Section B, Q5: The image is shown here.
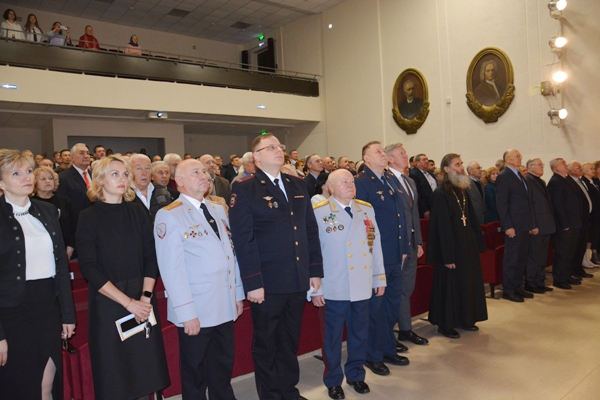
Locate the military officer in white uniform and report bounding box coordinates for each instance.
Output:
[311,169,386,400]
[154,159,244,400]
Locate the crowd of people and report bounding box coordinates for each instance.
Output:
[1,8,143,54]
[1,136,598,400]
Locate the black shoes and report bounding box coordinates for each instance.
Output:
[524,285,545,294]
[502,292,524,302]
[542,286,554,292]
[456,325,478,331]
[577,272,594,278]
[566,278,582,285]
[437,327,460,339]
[553,282,572,290]
[382,354,410,366]
[346,380,370,394]
[395,340,408,353]
[328,386,345,399]
[398,330,429,345]
[515,288,534,298]
[364,361,390,376]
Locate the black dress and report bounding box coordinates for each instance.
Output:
[427,186,488,329]
[76,201,170,400]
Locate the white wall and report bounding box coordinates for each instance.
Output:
[4,3,241,63]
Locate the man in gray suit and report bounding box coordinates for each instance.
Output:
[525,158,556,293]
[466,161,486,225]
[385,143,428,348]
[311,169,386,399]
[154,159,244,399]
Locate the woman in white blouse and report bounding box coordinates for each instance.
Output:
[23,13,44,43]
[0,9,25,40]
[0,149,75,399]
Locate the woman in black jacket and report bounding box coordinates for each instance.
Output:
[0,149,76,399]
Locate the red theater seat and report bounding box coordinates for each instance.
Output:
[480,223,504,298]
[410,264,434,317]
[159,324,182,398]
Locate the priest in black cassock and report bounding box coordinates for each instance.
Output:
[427,153,488,339]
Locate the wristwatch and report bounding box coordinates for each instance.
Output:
[142,290,153,299]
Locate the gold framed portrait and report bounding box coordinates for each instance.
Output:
[466,47,515,123]
[392,68,430,134]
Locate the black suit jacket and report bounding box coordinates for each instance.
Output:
[569,176,591,225]
[229,168,323,294]
[214,175,231,201]
[0,197,76,340]
[409,168,435,218]
[304,172,321,198]
[495,167,536,232]
[582,176,600,224]
[547,173,582,230]
[526,174,556,235]
[56,166,92,216]
[222,164,238,183]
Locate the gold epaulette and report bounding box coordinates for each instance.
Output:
[312,199,329,210]
[354,199,372,208]
[162,201,182,211]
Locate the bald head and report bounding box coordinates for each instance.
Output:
[503,149,522,168]
[568,160,583,178]
[327,169,356,204]
[174,159,209,200]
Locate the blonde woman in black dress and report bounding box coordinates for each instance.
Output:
[76,155,169,399]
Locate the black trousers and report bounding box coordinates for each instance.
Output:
[552,228,579,284]
[250,292,306,400]
[177,320,235,400]
[526,233,551,288]
[502,231,530,294]
[572,223,589,276]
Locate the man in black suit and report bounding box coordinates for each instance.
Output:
[495,149,538,302]
[229,133,323,400]
[222,155,241,182]
[131,154,173,222]
[409,154,437,218]
[548,158,583,289]
[567,161,594,279]
[466,161,486,225]
[525,158,556,293]
[304,154,324,197]
[398,79,424,120]
[200,154,231,201]
[57,143,92,217]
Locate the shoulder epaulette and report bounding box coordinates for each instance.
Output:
[354,199,372,208]
[312,199,329,210]
[163,201,182,211]
[237,175,255,183]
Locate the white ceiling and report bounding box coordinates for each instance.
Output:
[5,0,344,44]
[0,101,314,135]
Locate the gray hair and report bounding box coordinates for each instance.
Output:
[241,151,253,164]
[129,153,150,165]
[151,160,168,174]
[163,153,182,164]
[414,153,427,162]
[403,80,415,92]
[549,158,563,172]
[384,142,404,156]
[479,59,498,82]
[526,158,540,169]
[567,160,578,170]
[70,143,88,154]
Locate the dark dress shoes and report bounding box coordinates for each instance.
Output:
[524,285,545,294]
[398,330,429,345]
[456,325,479,331]
[566,278,582,285]
[297,397,308,400]
[502,292,524,302]
[396,340,409,353]
[553,282,572,290]
[515,288,534,298]
[578,272,594,278]
[437,327,460,339]
[542,286,554,292]
[383,354,410,366]
[346,380,370,394]
[364,361,390,376]
[327,386,345,399]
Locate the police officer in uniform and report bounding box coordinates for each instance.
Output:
[154,159,244,399]
[229,133,323,400]
[311,169,386,399]
[355,141,409,376]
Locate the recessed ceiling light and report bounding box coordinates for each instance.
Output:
[257,105,266,109]
[328,24,332,28]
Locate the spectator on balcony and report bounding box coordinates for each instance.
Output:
[1,9,25,40]
[78,25,100,50]
[125,34,142,55]
[23,14,43,43]
[47,22,71,46]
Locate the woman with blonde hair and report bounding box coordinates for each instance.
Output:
[76,155,169,399]
[0,149,75,399]
[32,166,77,260]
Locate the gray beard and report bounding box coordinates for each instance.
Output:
[448,171,472,190]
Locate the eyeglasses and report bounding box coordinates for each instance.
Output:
[255,144,286,153]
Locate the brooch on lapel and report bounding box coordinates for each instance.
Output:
[263,196,277,209]
[323,213,343,233]
[184,224,203,239]
[376,190,384,201]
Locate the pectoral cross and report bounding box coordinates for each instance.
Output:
[461,214,467,227]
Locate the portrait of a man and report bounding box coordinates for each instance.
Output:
[392,68,430,134]
[473,59,506,106]
[398,79,424,120]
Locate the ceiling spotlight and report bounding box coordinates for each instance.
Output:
[328,24,332,29]
[550,36,567,48]
[548,0,567,11]
[548,108,568,125]
[147,111,168,119]
[552,71,567,83]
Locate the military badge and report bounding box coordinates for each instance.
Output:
[264,196,274,209]
[273,201,279,208]
[338,225,344,230]
[376,190,384,201]
[326,227,332,233]
[156,223,166,239]
[229,194,237,208]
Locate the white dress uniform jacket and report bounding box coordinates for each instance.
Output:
[312,198,386,301]
[154,195,244,328]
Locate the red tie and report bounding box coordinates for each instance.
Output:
[83,171,90,189]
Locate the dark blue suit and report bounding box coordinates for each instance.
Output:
[355,166,409,363]
[57,166,93,216]
[230,168,323,399]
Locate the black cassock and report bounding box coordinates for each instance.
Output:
[427,186,488,329]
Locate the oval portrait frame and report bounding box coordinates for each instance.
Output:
[466,47,515,123]
[392,68,430,135]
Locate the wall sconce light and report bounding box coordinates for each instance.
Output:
[552,71,567,83]
[548,108,568,126]
[549,36,567,55]
[548,0,567,18]
[541,81,557,96]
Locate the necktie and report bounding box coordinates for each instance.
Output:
[344,206,353,218]
[83,171,90,189]
[33,31,37,41]
[380,175,387,186]
[273,178,288,202]
[200,203,220,238]
[401,174,414,208]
